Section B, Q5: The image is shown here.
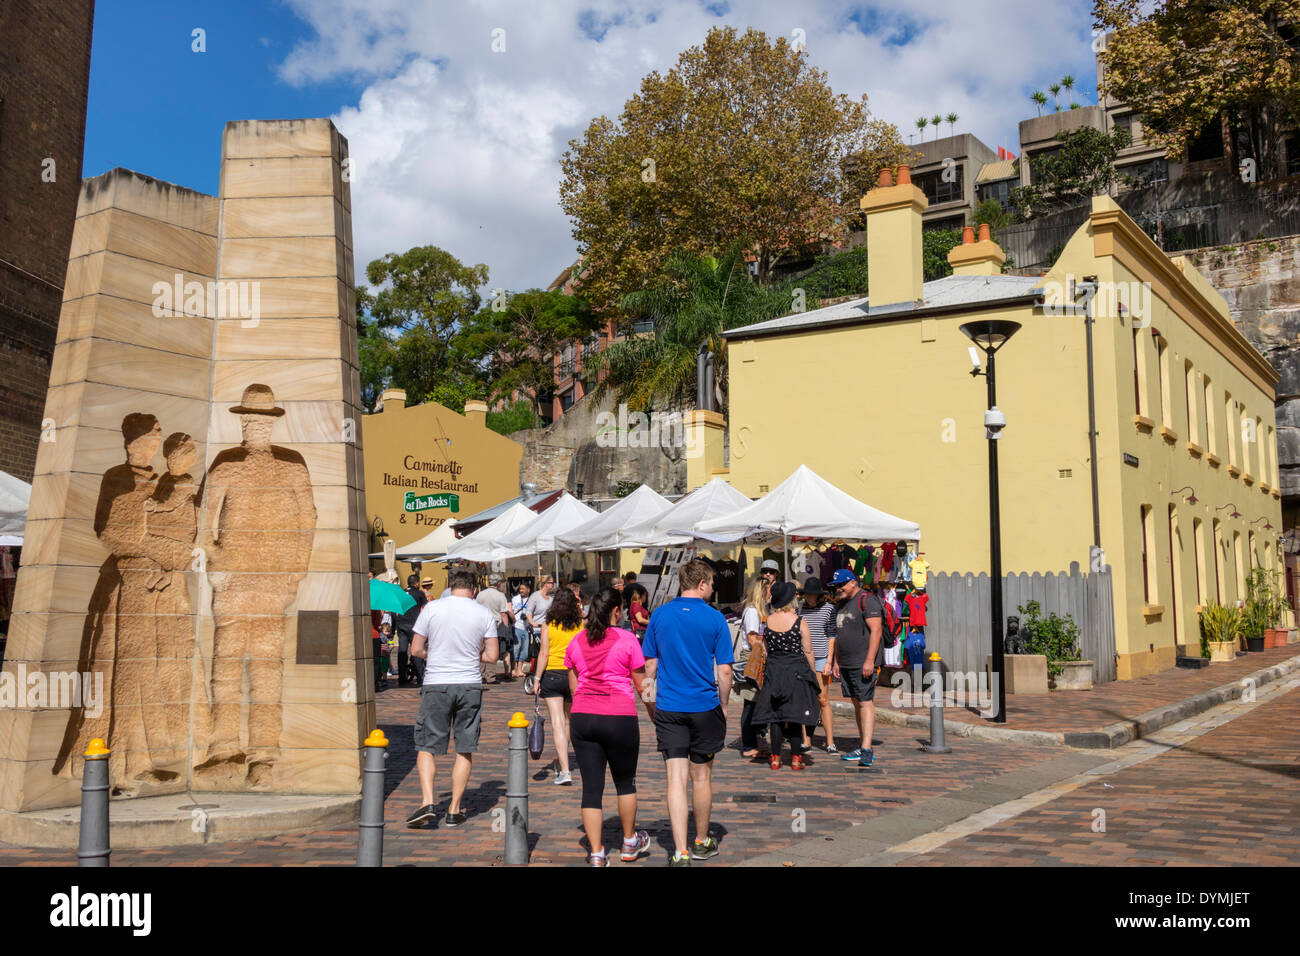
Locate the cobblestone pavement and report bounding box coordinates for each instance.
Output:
[0,675,1097,867]
[882,646,1300,732]
[892,678,1300,866]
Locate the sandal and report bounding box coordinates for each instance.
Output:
[769,754,783,770]
[791,753,806,771]
[742,749,761,759]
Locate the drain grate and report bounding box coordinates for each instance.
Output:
[730,794,778,803]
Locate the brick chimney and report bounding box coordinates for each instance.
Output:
[859,163,928,308]
[947,221,1007,276]
[379,388,407,413]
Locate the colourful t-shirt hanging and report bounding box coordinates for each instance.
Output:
[853,545,874,579]
[909,558,930,589]
[880,541,897,574]
[905,592,929,628]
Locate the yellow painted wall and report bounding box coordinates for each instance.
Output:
[725,196,1281,679]
[361,399,523,595]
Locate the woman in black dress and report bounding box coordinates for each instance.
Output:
[750,582,822,770]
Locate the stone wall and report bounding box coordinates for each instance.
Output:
[509,391,688,498]
[1189,235,1300,495]
[0,0,95,482]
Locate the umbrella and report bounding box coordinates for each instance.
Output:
[370,578,416,614]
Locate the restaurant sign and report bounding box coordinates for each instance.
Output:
[405,492,460,514]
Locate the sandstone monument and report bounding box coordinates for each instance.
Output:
[0,119,371,814]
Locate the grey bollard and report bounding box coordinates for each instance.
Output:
[921,653,952,754]
[505,711,530,864]
[357,729,388,867]
[77,738,111,867]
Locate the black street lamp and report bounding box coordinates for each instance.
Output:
[961,319,1021,724]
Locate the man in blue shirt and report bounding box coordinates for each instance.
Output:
[642,558,734,866]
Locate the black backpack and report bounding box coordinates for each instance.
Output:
[859,592,901,649]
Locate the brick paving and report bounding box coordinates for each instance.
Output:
[881,646,1300,733]
[898,681,1300,866]
[0,675,1075,867]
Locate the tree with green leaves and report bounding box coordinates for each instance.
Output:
[922,228,965,282]
[559,26,910,310]
[946,112,959,136]
[972,198,1013,234]
[915,116,928,141]
[589,244,788,411]
[1095,0,1300,181]
[1031,90,1048,116]
[931,113,943,138]
[1009,126,1132,217]
[457,288,602,422]
[362,246,491,409]
[1049,82,1062,112]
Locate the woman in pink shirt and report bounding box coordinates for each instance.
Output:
[564,587,655,867]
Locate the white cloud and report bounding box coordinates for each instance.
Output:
[281,0,1097,292]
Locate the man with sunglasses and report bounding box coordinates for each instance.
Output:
[828,568,883,769]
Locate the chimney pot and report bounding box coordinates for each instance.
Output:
[896,164,911,185]
[978,223,991,242]
[962,226,975,245]
[877,167,894,188]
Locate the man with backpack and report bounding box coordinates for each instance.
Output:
[828,568,890,769]
[397,573,429,686]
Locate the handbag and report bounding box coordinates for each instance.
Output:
[741,640,767,689]
[527,691,545,759]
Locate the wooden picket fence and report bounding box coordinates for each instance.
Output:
[924,562,1117,683]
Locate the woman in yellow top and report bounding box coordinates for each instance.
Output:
[535,585,583,785]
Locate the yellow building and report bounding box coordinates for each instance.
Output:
[722,166,1283,679]
[361,390,523,594]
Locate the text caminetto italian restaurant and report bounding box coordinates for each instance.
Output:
[361,389,522,594]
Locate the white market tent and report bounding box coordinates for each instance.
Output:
[493,492,598,558]
[368,519,461,560]
[621,476,753,548]
[693,465,920,559]
[0,471,31,546]
[435,503,541,564]
[553,484,672,551]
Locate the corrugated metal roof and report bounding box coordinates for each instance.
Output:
[725,274,1044,340]
[976,158,1017,184]
[453,489,563,534]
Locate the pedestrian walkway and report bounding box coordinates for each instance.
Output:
[865,646,1300,744]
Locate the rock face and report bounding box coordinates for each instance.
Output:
[510,391,689,499]
[1190,235,1300,497]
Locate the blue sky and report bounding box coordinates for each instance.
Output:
[84,1,1098,290]
[84,0,363,194]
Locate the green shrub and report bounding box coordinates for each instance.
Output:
[486,399,539,436]
[1016,600,1081,680]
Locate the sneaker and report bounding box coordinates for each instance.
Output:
[857,748,875,768]
[588,852,608,867]
[405,804,437,828]
[691,835,720,860]
[669,852,692,866]
[443,811,467,827]
[555,770,573,785]
[621,830,650,862]
[840,747,864,761]
[825,744,839,755]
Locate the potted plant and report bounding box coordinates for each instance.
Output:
[1200,603,1239,663]
[1242,567,1270,652]
[1017,600,1091,689]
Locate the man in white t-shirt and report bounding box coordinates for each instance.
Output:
[406,570,499,829]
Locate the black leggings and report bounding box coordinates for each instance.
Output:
[570,713,639,810]
[769,721,804,756]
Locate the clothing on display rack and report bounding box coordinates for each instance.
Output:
[909,556,930,589]
[714,556,742,604]
[904,591,928,630]
[879,541,897,577]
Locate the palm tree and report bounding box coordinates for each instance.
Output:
[1031,91,1047,116]
[931,114,943,139]
[1049,83,1062,111]
[946,112,959,137]
[1060,74,1076,103]
[916,116,928,141]
[590,245,787,412]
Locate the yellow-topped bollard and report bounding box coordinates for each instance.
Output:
[922,651,952,755]
[78,739,111,867]
[929,652,942,662]
[357,728,388,866]
[508,712,530,729]
[506,710,530,863]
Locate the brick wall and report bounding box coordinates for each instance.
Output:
[0,0,95,482]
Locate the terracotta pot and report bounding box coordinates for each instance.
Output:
[1267,628,1284,648]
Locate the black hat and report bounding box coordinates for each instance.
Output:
[800,576,824,595]
[770,581,797,608]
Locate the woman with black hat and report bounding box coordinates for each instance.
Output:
[749,581,822,770]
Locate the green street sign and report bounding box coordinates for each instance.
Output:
[404,492,460,514]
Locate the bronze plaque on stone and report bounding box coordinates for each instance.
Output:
[296,610,339,665]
